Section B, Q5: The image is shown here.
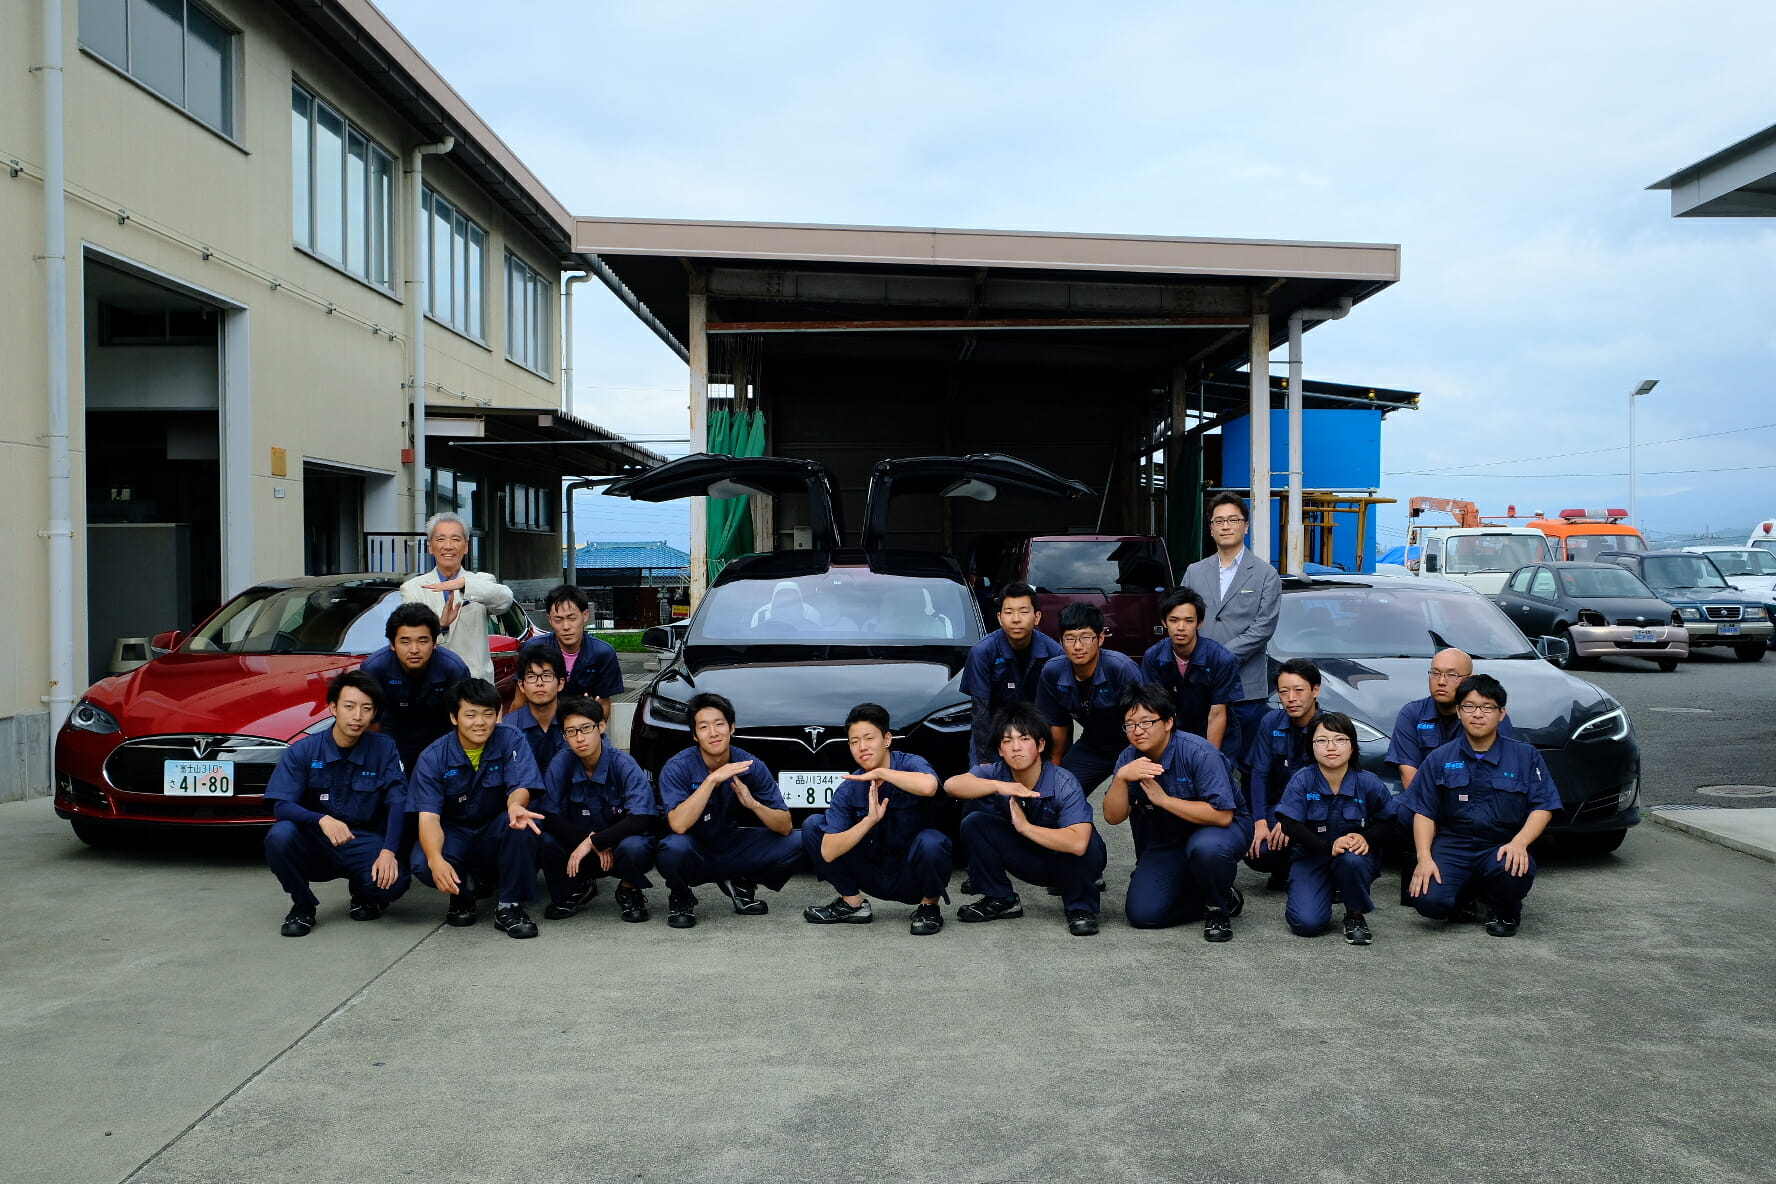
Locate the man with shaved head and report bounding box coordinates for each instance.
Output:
[1386,648,1514,791]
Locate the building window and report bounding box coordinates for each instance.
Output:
[505,483,552,532]
[422,188,486,341]
[291,83,395,291]
[81,0,239,138]
[504,253,551,375]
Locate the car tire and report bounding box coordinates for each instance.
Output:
[1655,658,1680,672]
[1735,644,1766,663]
[1567,829,1627,856]
[69,818,128,849]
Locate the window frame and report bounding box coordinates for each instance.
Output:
[503,251,554,378]
[79,0,243,143]
[291,80,397,296]
[421,186,489,345]
[503,482,554,533]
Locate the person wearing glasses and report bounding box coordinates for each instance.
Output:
[1105,683,1250,942]
[1243,658,1325,891]
[1034,602,1146,795]
[534,697,658,924]
[1402,675,1560,937]
[1271,712,1397,945]
[1385,648,1515,792]
[1180,492,1282,776]
[505,642,569,773]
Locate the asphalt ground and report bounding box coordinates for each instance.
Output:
[7,742,1776,1184]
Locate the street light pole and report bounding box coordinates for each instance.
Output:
[1629,379,1659,525]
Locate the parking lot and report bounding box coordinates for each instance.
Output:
[5,654,1774,1184]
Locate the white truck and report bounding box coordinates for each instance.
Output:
[1376,498,1554,594]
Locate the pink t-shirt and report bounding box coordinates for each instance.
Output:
[561,647,581,677]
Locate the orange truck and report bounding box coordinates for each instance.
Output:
[1526,508,1648,563]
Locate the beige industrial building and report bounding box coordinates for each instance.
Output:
[1,0,659,799]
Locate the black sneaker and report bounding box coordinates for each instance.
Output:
[717,878,768,916]
[348,898,384,922]
[909,903,943,936]
[1203,907,1233,942]
[1066,910,1100,937]
[959,875,975,895]
[956,895,1023,922]
[280,906,316,937]
[1453,898,1482,924]
[445,893,478,927]
[1343,912,1373,946]
[803,897,873,925]
[667,891,697,929]
[616,884,649,923]
[1484,908,1520,938]
[494,905,538,939]
[1226,885,1245,919]
[543,877,599,920]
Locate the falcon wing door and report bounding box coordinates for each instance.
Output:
[860,453,1093,551]
[604,454,843,552]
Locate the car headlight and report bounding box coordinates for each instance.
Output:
[1571,707,1629,743]
[1680,607,1703,621]
[921,703,972,733]
[644,695,690,728]
[68,700,120,735]
[1351,718,1388,745]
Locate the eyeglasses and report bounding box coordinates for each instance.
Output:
[1312,736,1353,748]
[1457,703,1502,716]
[1426,669,1465,682]
[563,724,600,738]
[520,672,559,684]
[1208,516,1246,527]
[1122,717,1164,734]
[1061,633,1101,646]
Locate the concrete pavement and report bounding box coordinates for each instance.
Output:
[6,792,1776,1184]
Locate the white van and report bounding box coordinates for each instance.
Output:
[1378,527,1555,595]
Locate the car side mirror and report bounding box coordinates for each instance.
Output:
[643,626,675,652]
[1535,635,1571,664]
[150,629,184,653]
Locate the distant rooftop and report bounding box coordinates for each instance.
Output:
[1649,121,1776,217]
[572,540,691,573]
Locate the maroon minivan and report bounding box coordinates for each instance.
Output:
[990,535,1173,658]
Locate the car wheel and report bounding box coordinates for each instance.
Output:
[69,818,128,849]
[1735,644,1766,663]
[1567,829,1627,856]
[1655,658,1680,672]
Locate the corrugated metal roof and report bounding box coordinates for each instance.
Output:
[573,541,691,572]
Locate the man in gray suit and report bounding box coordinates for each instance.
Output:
[1180,493,1282,776]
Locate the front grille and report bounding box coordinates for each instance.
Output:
[1614,618,1666,628]
[104,735,288,796]
[1704,605,1743,621]
[1561,793,1621,825]
[733,727,852,766]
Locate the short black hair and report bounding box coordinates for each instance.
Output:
[990,701,1051,754]
[1312,711,1359,748]
[1159,587,1206,622]
[451,678,502,714]
[1207,492,1249,521]
[544,584,590,613]
[327,670,383,711]
[1275,657,1322,690]
[557,695,606,725]
[385,602,441,642]
[845,702,892,733]
[1119,682,1176,722]
[1455,673,1507,709]
[996,581,1038,611]
[517,640,566,682]
[687,691,736,726]
[1058,602,1105,634]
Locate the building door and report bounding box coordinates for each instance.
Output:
[304,465,365,575]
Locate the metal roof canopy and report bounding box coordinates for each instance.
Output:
[424,407,667,478]
[573,216,1402,593]
[1649,121,1776,217]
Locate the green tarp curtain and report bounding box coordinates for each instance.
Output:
[705,408,766,580]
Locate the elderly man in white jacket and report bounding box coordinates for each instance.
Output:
[400,512,514,682]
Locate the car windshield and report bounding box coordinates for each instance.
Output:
[1026,539,1170,594]
[689,571,982,644]
[1701,550,1776,577]
[183,585,401,654]
[1642,555,1728,590]
[1443,534,1549,574]
[1275,585,1535,660]
[1567,533,1644,562]
[1560,567,1655,599]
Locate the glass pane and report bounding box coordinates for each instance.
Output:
[370,150,391,286]
[80,0,128,65]
[128,0,185,101]
[504,261,517,356]
[468,228,485,339]
[291,88,311,249]
[455,476,479,530]
[534,278,548,369]
[346,131,368,278]
[450,217,468,330]
[313,104,345,262]
[428,194,451,318]
[185,4,231,133]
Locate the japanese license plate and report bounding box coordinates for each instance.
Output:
[1718,623,1741,637]
[1632,629,1658,643]
[778,771,846,810]
[164,760,235,797]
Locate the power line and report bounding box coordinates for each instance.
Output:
[1385,421,1776,477]
[1402,463,1776,479]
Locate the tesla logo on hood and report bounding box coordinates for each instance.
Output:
[192,736,222,760]
[804,726,826,745]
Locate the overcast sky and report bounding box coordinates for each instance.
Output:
[380,0,1776,554]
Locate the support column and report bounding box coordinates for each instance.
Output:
[1285,317,1305,574]
[1248,297,1271,564]
[1166,365,1192,561]
[688,273,709,604]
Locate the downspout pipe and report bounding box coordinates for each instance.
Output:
[42,0,73,752]
[409,135,454,536]
[562,272,593,415]
[1284,297,1353,573]
[562,478,597,585]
